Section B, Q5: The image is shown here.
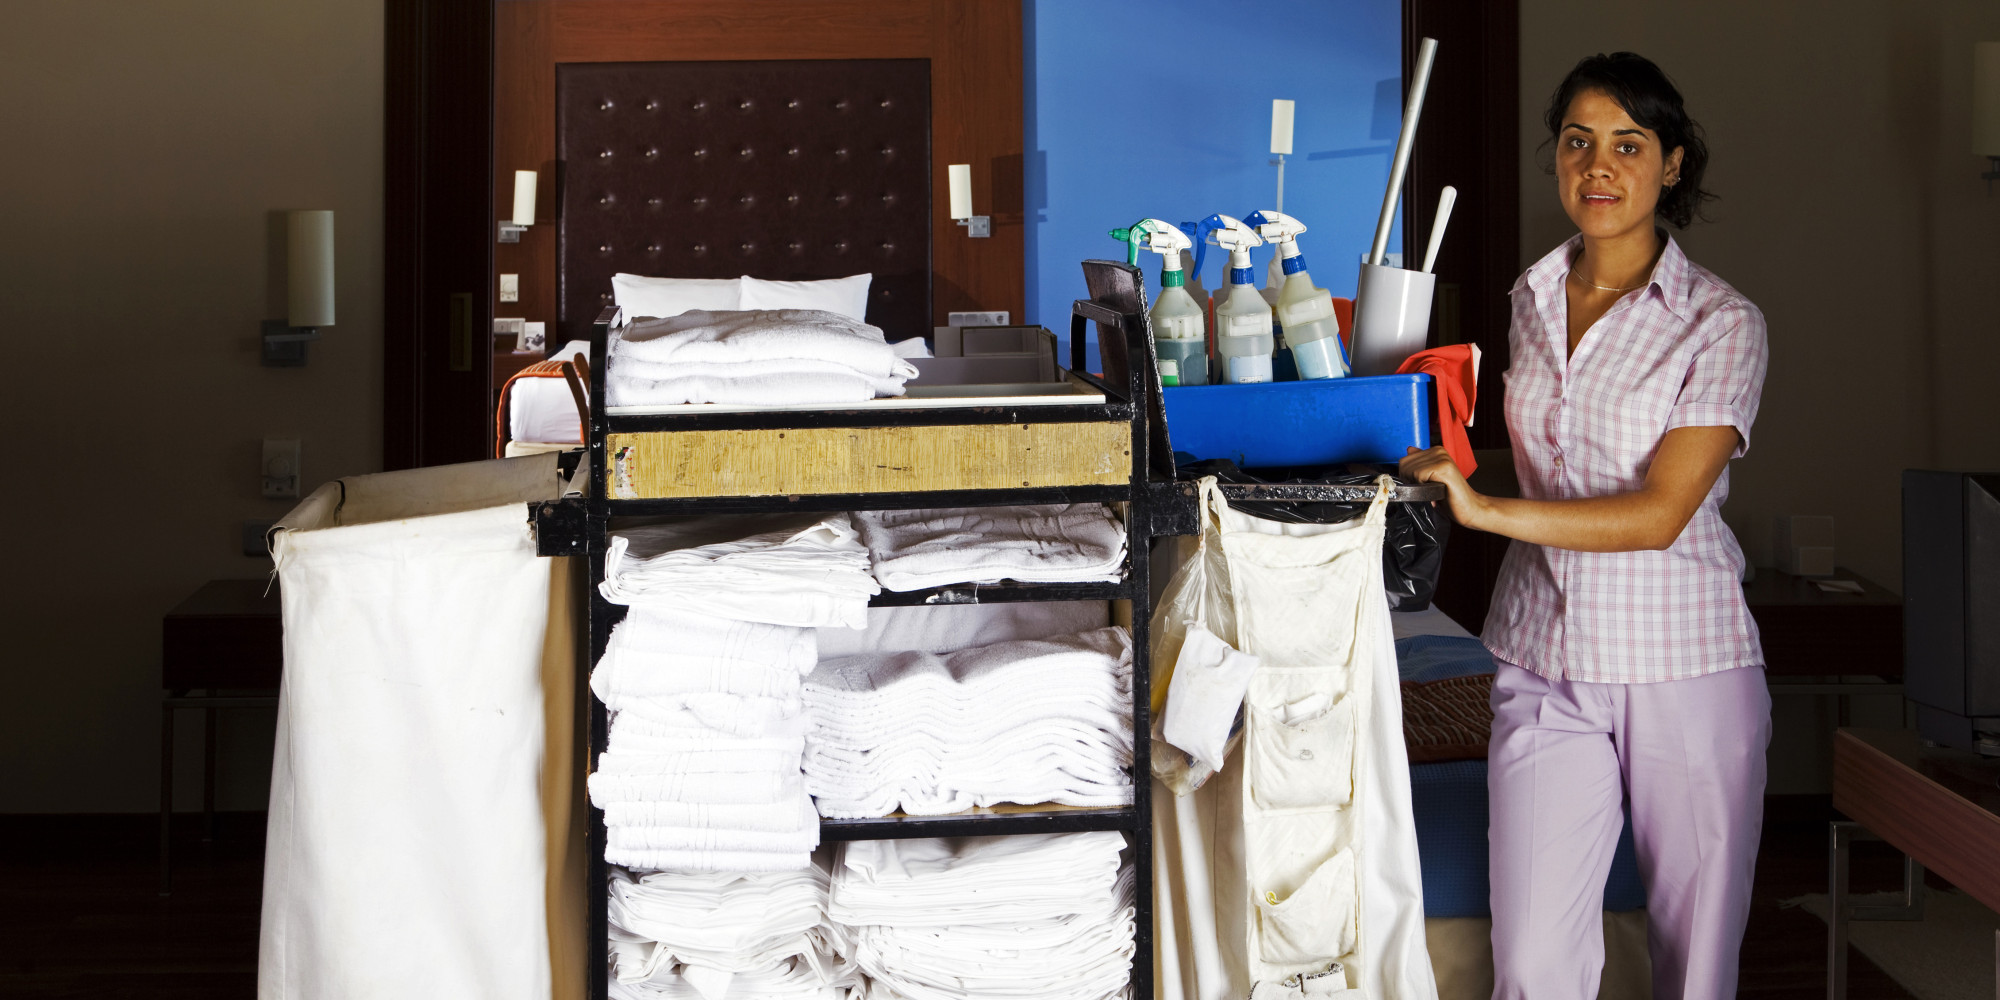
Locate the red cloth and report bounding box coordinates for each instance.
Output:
[1395,344,1478,476]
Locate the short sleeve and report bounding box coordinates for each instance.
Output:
[1666,299,1768,458]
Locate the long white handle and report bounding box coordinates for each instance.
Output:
[1422,185,1457,274]
[1368,37,1439,267]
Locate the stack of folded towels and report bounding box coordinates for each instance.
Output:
[801,628,1135,819]
[589,513,879,871]
[853,504,1127,592]
[606,860,858,1000]
[606,309,919,408]
[602,512,881,630]
[830,833,1137,1000]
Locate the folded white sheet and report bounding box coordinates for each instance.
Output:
[855,504,1128,591]
[801,629,1134,818]
[613,309,906,376]
[603,514,879,630]
[606,309,916,408]
[830,834,1136,1000]
[814,602,1111,661]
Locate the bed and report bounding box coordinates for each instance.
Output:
[1390,608,1652,1000]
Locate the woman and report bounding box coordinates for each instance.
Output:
[1400,53,1770,1000]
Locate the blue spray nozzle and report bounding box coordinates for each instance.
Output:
[1181,217,1228,286]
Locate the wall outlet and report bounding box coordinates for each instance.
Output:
[948,310,1010,327]
[243,519,277,557]
[262,438,300,499]
[499,273,519,303]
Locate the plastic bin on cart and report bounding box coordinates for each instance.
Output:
[1161,373,1433,468]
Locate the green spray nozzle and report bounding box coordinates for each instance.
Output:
[1108,218,1188,267]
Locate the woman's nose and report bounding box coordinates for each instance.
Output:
[1586,146,1616,177]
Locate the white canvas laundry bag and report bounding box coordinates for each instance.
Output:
[258,454,585,1000]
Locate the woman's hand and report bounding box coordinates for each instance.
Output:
[1400,446,1488,530]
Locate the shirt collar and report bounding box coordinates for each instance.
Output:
[1513,230,1697,324]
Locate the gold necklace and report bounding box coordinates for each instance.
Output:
[1567,269,1647,293]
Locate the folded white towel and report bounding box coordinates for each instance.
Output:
[602,515,880,630]
[854,505,1128,591]
[594,747,805,778]
[596,605,817,678]
[831,832,1124,926]
[605,846,815,874]
[587,769,801,807]
[602,798,815,833]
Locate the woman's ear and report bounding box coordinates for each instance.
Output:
[1664,145,1686,186]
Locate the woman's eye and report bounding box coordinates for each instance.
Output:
[1568,136,1589,149]
[1617,143,1639,154]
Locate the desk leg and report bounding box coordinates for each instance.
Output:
[1830,821,1853,1000]
[159,701,173,897]
[203,704,217,842]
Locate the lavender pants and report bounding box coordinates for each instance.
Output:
[1487,661,1771,1000]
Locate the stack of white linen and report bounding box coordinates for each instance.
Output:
[600,513,880,630]
[830,833,1136,1000]
[588,604,823,871]
[606,309,919,408]
[802,628,1135,819]
[853,505,1127,592]
[605,860,858,1000]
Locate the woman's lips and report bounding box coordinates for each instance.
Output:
[1581,193,1620,206]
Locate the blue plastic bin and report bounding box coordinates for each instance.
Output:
[1161,373,1432,468]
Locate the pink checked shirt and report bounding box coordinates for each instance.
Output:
[1483,234,1768,684]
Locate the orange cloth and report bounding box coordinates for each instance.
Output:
[1395,344,1479,476]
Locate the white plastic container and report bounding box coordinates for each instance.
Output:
[1214,282,1275,384]
[1152,282,1210,386]
[1349,262,1435,377]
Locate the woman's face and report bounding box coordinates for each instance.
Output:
[1555,88,1684,243]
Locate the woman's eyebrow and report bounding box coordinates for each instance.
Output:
[1563,122,1592,133]
[1612,128,1649,137]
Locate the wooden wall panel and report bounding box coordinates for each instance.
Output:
[496,1,556,334]
[929,0,1025,323]
[494,0,1023,354]
[550,1,930,62]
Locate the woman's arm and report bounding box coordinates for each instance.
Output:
[1399,425,1740,552]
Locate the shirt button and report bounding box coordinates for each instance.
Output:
[1554,456,1564,468]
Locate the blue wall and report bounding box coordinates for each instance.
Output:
[1025,0,1402,357]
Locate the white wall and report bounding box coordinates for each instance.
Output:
[0,2,384,812]
[1520,0,2000,791]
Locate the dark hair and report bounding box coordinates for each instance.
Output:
[1543,52,1714,228]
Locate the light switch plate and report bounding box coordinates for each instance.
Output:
[948,311,1010,327]
[262,438,300,499]
[242,519,277,557]
[499,273,520,303]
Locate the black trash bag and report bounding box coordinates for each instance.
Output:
[1176,457,1450,612]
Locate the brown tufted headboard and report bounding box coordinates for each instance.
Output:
[556,59,931,347]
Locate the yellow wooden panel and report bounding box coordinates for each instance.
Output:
[606,422,1130,499]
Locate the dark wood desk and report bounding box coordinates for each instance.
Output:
[1744,567,1901,679]
[160,579,282,895]
[1828,727,2000,998]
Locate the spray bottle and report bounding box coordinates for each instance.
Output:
[1201,214,1275,384]
[1246,209,1347,380]
[1110,220,1207,386]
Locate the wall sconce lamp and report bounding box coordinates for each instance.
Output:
[262,210,333,367]
[1978,42,2000,192]
[500,170,536,242]
[948,163,989,238]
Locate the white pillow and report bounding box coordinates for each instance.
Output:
[610,273,742,320]
[740,273,872,322]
